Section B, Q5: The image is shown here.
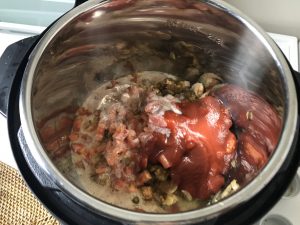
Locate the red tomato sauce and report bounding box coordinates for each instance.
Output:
[141,96,237,200]
[211,84,282,182]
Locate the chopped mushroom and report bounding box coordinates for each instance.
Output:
[191,83,204,98]
[157,182,178,194]
[161,194,178,206]
[210,179,240,204]
[181,190,193,201]
[220,179,239,199]
[150,165,169,181]
[198,73,223,90]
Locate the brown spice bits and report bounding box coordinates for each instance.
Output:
[141,186,153,201]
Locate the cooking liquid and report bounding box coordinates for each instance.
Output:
[69,71,281,213]
[71,71,204,212]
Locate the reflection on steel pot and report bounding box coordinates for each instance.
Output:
[2,0,298,224]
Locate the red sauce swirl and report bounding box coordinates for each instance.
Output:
[141,96,237,200]
[212,84,282,181]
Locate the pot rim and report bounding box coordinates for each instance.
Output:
[19,0,298,223]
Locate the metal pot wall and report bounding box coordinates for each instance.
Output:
[1,0,300,224]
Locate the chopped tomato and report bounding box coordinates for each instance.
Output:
[77,107,92,116]
[114,179,127,191]
[96,165,108,174]
[136,170,152,186]
[71,143,85,154]
[128,183,138,193]
[69,132,79,141]
[73,118,83,132]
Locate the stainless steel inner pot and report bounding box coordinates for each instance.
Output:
[19,0,297,223]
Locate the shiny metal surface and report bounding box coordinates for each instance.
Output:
[19,0,297,223]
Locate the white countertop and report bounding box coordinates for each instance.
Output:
[0,25,299,225]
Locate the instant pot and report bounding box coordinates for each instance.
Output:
[0,0,300,224]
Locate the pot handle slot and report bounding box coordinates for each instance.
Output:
[0,36,39,117]
[17,127,61,192]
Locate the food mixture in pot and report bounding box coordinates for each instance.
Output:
[68,71,282,213]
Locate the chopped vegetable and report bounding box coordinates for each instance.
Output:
[150,165,169,182]
[191,83,204,97]
[141,186,153,200]
[136,170,152,186]
[181,190,193,201]
[161,194,178,206]
[198,73,223,90]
